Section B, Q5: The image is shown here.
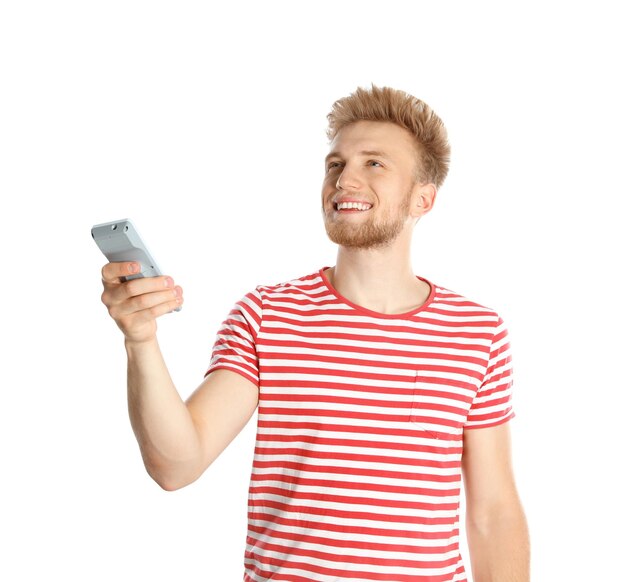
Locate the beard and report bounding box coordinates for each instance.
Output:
[323,190,412,250]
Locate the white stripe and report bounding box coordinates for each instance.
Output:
[255,425,462,451]
[262,317,497,338]
[251,453,461,477]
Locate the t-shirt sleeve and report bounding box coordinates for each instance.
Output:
[464,315,515,429]
[204,287,263,388]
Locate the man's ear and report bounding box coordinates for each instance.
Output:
[411,182,437,217]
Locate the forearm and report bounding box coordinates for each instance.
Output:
[466,507,530,582]
[125,337,201,490]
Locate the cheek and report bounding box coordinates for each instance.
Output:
[321,177,336,196]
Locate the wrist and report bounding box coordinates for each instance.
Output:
[124,336,159,353]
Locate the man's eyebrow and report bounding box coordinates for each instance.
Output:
[324,149,392,163]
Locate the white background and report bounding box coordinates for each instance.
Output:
[1,1,624,580]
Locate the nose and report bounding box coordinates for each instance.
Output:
[336,163,362,190]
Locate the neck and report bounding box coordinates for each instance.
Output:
[326,231,431,315]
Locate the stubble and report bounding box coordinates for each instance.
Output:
[323,189,412,250]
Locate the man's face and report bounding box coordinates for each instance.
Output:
[321,120,424,250]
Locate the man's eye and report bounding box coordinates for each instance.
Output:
[326,162,341,171]
[368,160,382,167]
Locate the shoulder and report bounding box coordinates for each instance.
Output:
[430,281,505,325]
[255,267,327,298]
[232,269,325,323]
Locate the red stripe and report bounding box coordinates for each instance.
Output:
[247,517,457,541]
[258,407,466,431]
[249,486,459,512]
[244,544,460,575]
[249,501,460,526]
[260,363,485,382]
[244,563,464,582]
[246,528,458,555]
[257,420,464,443]
[251,461,461,484]
[249,473,459,497]
[252,455,461,473]
[263,316,497,337]
[261,335,490,356]
[255,432,463,455]
[260,392,461,410]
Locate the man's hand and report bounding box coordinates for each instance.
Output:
[100,261,183,344]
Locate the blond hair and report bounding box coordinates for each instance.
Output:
[326,84,451,188]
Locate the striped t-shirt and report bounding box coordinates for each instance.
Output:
[206,266,514,582]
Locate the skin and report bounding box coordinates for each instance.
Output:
[100,118,529,581]
[320,120,435,314]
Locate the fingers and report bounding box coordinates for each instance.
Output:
[114,273,175,299]
[100,261,183,314]
[101,261,141,284]
[113,285,183,318]
[145,292,184,318]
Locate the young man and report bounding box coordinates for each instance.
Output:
[100,85,530,581]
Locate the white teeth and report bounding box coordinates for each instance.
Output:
[337,201,372,211]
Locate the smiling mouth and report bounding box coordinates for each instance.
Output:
[333,201,373,212]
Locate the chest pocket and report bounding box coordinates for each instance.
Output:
[409,371,472,440]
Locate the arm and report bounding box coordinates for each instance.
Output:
[462,422,530,582]
[126,341,258,491]
[101,261,258,491]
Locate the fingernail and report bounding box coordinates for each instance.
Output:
[165,277,174,287]
[129,263,140,273]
